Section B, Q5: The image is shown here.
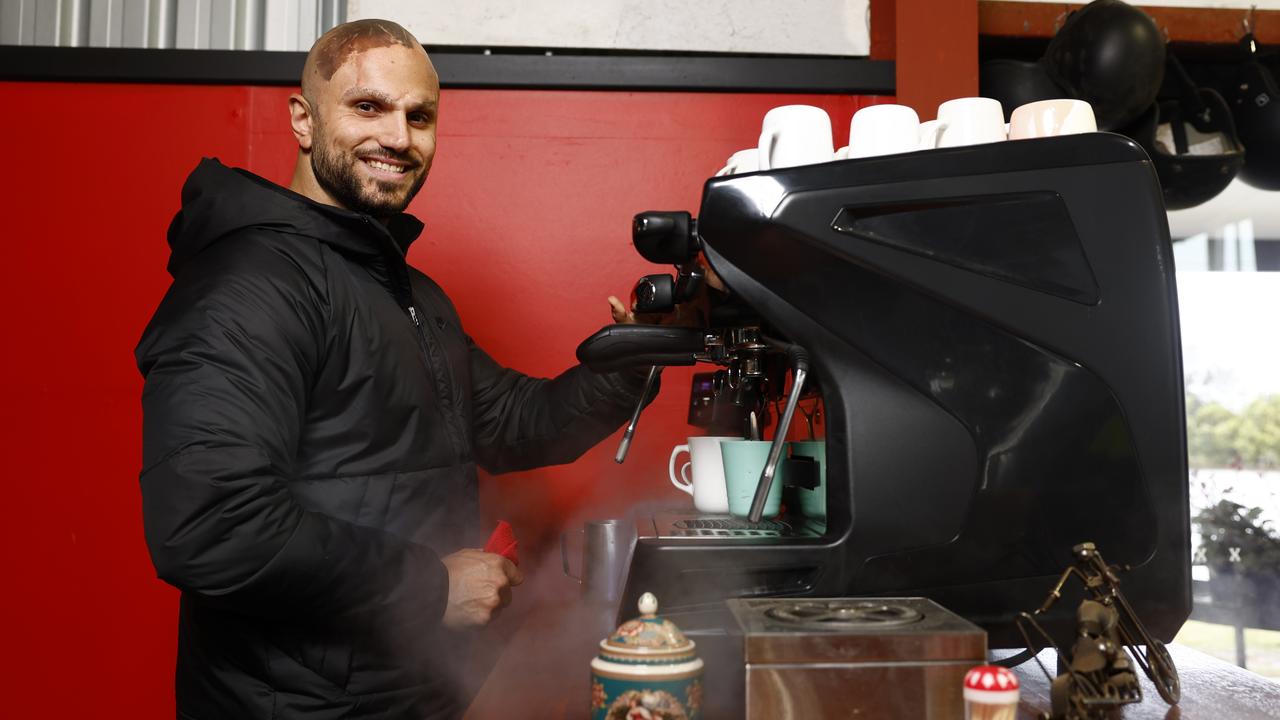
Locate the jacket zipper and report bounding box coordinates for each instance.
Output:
[407,304,466,457]
[359,216,467,459]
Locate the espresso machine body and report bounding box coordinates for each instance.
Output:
[619,133,1191,648]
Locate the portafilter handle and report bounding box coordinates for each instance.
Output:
[747,344,810,523]
[575,324,704,463]
[575,324,706,372]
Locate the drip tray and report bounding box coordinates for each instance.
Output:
[647,512,818,539]
[672,517,792,537]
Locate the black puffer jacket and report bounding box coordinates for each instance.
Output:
[136,159,645,719]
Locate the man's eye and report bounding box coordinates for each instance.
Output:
[409,113,431,125]
[355,102,377,113]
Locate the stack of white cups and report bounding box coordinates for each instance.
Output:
[758,105,835,169]
[919,97,1007,149]
[714,97,1098,177]
[1006,98,1097,140]
[836,103,920,159]
[716,104,836,176]
[917,97,1096,148]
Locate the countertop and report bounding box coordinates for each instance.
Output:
[463,587,1280,719]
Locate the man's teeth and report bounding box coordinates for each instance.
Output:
[366,159,406,174]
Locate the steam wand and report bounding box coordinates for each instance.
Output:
[615,365,663,463]
[747,344,810,522]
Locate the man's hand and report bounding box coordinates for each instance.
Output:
[441,548,523,628]
[608,256,722,328]
[608,295,637,324]
[607,290,710,328]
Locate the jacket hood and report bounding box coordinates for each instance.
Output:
[165,158,424,277]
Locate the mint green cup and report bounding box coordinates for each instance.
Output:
[721,440,784,518]
[789,440,827,519]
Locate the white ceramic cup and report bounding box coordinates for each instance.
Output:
[758,105,835,170]
[1008,99,1098,140]
[716,148,760,176]
[669,436,738,514]
[845,103,921,158]
[922,97,1007,148]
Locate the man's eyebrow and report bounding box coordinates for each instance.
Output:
[341,86,438,111]
[342,87,395,104]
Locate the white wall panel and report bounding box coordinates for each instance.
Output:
[32,0,60,45]
[173,0,202,48]
[89,0,124,46]
[347,0,872,56]
[0,1,20,45]
[120,0,151,47]
[294,0,315,51]
[237,0,263,49]
[146,0,174,47]
[319,0,340,28]
[1,0,341,49]
[262,0,290,49]
[206,0,235,49]
[61,0,91,45]
[259,0,328,51]
[0,0,35,44]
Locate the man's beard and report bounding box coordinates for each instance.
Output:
[310,130,427,217]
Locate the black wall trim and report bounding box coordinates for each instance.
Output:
[0,46,894,94]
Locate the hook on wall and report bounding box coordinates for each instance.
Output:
[1242,4,1257,37]
[1053,9,1069,34]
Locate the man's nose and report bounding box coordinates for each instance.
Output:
[377,112,412,152]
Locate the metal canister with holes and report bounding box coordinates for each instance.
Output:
[728,597,986,719]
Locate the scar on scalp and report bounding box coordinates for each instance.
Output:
[303,18,422,90]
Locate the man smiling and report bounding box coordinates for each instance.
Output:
[291,23,437,217]
[136,19,648,719]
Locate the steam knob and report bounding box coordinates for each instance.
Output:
[633,273,675,314]
[632,211,699,264]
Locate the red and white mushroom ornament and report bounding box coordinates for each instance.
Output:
[963,665,1020,720]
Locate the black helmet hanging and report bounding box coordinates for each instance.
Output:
[1227,34,1280,190]
[1042,0,1166,130]
[1119,52,1244,211]
[979,60,1067,122]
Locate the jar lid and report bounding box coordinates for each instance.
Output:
[963,665,1020,705]
[600,593,696,661]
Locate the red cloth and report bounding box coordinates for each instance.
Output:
[483,520,519,566]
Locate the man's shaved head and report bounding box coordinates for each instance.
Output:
[288,18,440,218]
[301,19,424,100]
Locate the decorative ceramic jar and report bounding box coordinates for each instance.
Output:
[590,592,703,720]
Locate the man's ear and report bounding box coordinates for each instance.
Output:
[289,93,314,151]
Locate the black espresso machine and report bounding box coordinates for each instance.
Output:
[577,132,1191,650]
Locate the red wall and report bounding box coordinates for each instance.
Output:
[0,82,882,716]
